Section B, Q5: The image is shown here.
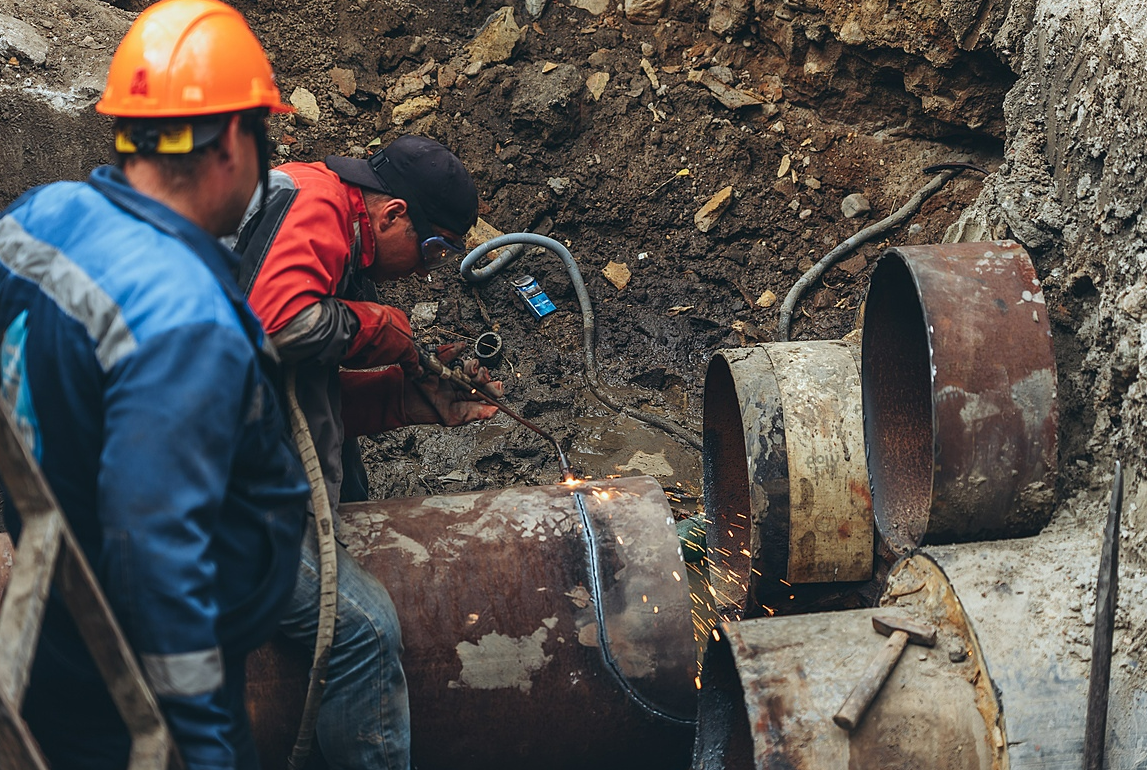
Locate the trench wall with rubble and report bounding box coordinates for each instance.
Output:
[4,0,1147,683]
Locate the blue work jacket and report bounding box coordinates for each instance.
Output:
[0,166,308,769]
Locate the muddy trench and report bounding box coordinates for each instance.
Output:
[165,0,1011,501]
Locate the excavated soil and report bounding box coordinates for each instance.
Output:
[202,0,1004,499]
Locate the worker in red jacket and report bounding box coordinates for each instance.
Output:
[231,135,500,769]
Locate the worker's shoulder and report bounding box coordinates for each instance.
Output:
[275,161,354,205]
[5,181,248,348]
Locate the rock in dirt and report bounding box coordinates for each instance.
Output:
[466,217,504,250]
[586,71,609,101]
[838,252,868,276]
[624,0,666,24]
[391,94,439,125]
[387,60,435,103]
[687,69,774,112]
[525,0,549,19]
[602,261,631,291]
[694,185,734,233]
[330,67,356,98]
[640,58,660,90]
[570,0,609,14]
[510,63,583,147]
[708,0,750,37]
[466,7,524,67]
[410,302,439,329]
[290,87,320,126]
[0,15,49,66]
[841,193,872,218]
[547,176,570,194]
[331,93,358,117]
[755,289,777,308]
[437,64,458,89]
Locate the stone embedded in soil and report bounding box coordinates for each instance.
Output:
[841,193,872,218]
[640,58,660,89]
[602,261,631,291]
[570,0,609,14]
[694,185,734,233]
[755,290,777,308]
[330,67,356,98]
[331,93,358,117]
[688,68,773,112]
[708,0,751,37]
[466,6,524,67]
[437,64,458,89]
[624,0,667,24]
[466,217,504,250]
[586,71,609,101]
[387,60,436,103]
[838,252,868,276]
[547,176,570,194]
[391,94,439,125]
[525,0,549,18]
[410,302,439,329]
[289,87,320,126]
[0,15,49,66]
[510,63,583,147]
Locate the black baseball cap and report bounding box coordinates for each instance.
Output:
[325,135,478,237]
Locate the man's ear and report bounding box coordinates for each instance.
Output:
[376,197,407,229]
[214,114,244,167]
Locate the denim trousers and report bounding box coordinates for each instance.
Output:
[277,517,411,770]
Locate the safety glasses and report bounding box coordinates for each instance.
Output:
[418,233,466,271]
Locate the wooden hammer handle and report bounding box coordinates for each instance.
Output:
[833,629,909,730]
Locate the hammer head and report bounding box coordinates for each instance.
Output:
[872,614,937,647]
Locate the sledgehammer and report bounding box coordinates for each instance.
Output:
[833,614,938,730]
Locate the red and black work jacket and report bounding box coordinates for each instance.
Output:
[232,162,416,509]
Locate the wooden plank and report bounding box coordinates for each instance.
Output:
[0,687,50,770]
[0,404,182,769]
[0,513,61,708]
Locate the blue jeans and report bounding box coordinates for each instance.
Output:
[278,518,410,770]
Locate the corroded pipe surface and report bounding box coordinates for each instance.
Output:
[917,532,1147,769]
[694,554,1005,769]
[246,476,696,770]
[702,342,877,619]
[861,241,1058,551]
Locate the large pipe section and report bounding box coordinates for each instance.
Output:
[246,476,697,770]
[695,525,1145,768]
[861,241,1058,550]
[702,341,876,619]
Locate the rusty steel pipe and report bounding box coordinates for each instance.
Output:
[694,551,1006,770]
[861,241,1058,551]
[702,342,877,620]
[246,476,696,770]
[695,524,1147,769]
[913,528,1146,769]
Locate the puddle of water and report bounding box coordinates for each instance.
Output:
[566,412,701,490]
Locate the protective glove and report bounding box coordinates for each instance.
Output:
[406,342,504,426]
[342,301,420,374]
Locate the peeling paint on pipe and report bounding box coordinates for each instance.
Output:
[694,552,1006,770]
[702,342,878,619]
[246,476,696,770]
[861,241,1058,551]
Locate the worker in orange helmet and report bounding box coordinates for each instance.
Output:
[0,2,308,769]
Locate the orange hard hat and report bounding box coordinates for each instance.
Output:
[96,0,291,118]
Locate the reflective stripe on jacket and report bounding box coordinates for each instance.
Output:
[0,166,309,770]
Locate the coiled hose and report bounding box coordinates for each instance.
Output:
[461,233,702,451]
[284,366,338,770]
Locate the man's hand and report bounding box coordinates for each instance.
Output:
[405,342,505,426]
